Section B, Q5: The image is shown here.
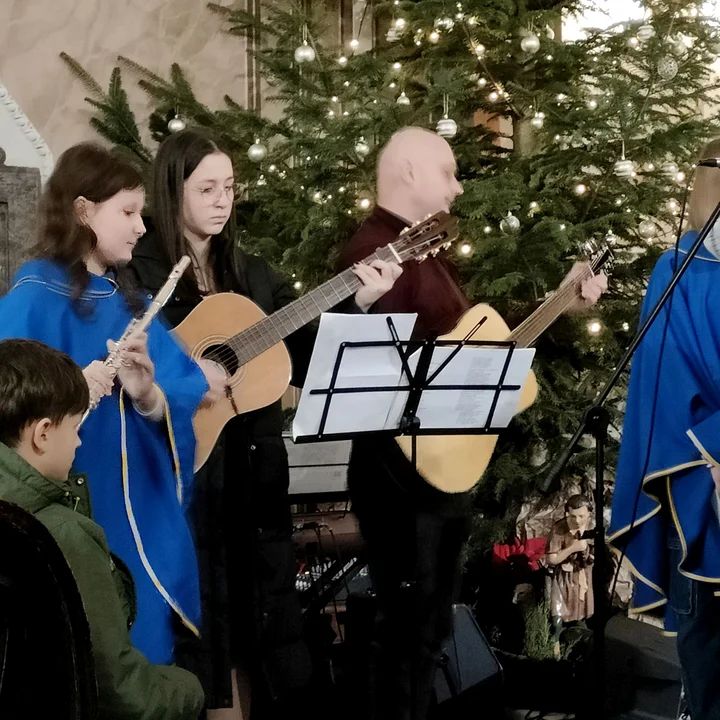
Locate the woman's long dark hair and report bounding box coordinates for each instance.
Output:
[151,129,236,297]
[33,142,146,314]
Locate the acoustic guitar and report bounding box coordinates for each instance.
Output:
[174,211,459,471]
[396,244,614,494]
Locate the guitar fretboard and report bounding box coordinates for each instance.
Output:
[509,266,594,348]
[229,245,396,364]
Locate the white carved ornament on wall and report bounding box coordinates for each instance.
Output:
[0,80,54,182]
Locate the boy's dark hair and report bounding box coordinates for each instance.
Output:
[565,493,592,513]
[0,339,89,447]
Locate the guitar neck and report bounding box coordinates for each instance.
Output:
[229,246,396,365]
[509,267,593,348]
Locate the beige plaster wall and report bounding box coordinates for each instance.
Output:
[0,0,250,156]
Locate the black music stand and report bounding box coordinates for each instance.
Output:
[293,316,535,467]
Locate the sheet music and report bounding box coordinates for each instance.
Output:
[407,346,536,429]
[292,313,417,440]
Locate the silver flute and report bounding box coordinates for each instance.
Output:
[79,255,192,427]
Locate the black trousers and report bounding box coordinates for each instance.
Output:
[668,527,720,720]
[349,440,472,720]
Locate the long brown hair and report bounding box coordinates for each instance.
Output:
[688,138,720,231]
[151,129,236,296]
[34,142,145,312]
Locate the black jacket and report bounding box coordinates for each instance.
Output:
[129,231,316,712]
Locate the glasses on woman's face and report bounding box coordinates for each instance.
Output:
[188,183,240,207]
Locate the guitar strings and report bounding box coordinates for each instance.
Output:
[510,268,594,348]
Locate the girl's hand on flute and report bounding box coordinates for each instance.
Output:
[83,360,114,404]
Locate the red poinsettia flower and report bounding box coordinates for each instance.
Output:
[492,537,547,572]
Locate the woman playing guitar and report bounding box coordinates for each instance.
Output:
[129,128,400,719]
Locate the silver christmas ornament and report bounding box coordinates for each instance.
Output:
[500,212,521,234]
[662,161,679,179]
[669,37,687,57]
[436,116,458,138]
[520,32,540,55]
[294,42,316,64]
[386,26,400,43]
[657,56,678,80]
[354,137,370,158]
[638,219,657,239]
[168,116,186,133]
[296,44,316,64]
[247,141,267,163]
[434,17,455,31]
[530,112,544,129]
[637,24,656,42]
[396,91,411,106]
[544,25,555,41]
[613,159,634,179]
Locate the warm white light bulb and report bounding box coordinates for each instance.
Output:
[460,243,472,255]
[588,321,602,335]
[350,39,359,49]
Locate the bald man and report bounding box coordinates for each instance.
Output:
[337,127,606,720]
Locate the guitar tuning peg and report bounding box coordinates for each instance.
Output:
[431,249,439,256]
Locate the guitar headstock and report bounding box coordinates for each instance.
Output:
[390,211,459,263]
[582,240,615,276]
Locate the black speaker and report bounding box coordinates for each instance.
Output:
[344,590,504,719]
[432,604,504,719]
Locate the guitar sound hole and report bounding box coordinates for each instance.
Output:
[201,344,240,378]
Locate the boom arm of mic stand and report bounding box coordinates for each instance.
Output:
[541,198,720,496]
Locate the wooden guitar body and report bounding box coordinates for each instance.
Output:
[173,293,292,471]
[396,303,538,494]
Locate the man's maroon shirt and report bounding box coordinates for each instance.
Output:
[337,206,471,339]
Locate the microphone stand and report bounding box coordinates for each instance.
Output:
[540,199,720,720]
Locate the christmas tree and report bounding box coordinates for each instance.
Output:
[62,0,720,547]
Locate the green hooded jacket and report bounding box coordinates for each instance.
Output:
[0,442,204,719]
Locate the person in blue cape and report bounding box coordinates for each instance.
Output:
[608,138,720,719]
[0,143,224,666]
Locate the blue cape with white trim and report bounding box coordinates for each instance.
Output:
[609,231,720,629]
[0,259,208,663]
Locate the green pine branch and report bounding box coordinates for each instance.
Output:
[60,53,153,165]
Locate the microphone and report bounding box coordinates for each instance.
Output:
[698,158,720,168]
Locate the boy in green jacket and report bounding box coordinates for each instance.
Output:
[0,338,204,719]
